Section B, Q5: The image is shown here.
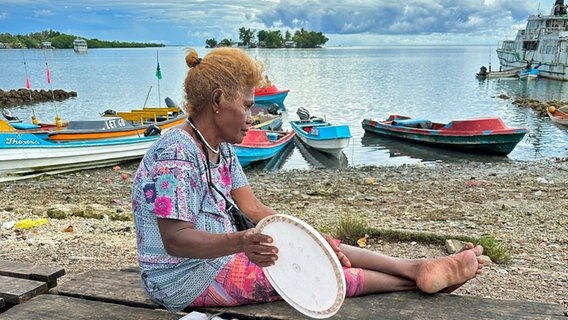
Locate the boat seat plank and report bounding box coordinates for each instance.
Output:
[116,112,160,123]
[0,275,48,304]
[54,269,160,309]
[0,294,182,320]
[0,297,4,309]
[294,122,330,128]
[131,107,181,114]
[0,260,65,288]
[50,269,566,320]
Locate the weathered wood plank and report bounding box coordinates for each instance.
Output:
[52,269,567,320]
[0,275,48,304]
[197,292,567,320]
[54,270,159,309]
[0,260,65,288]
[0,294,182,320]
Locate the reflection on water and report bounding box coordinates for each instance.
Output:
[495,77,568,101]
[360,132,512,164]
[245,141,295,171]
[294,137,348,169]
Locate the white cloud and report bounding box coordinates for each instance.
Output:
[33,9,54,17]
[0,12,7,20]
[0,0,558,45]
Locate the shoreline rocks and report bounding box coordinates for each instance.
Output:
[512,97,568,117]
[0,88,77,107]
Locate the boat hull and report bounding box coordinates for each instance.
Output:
[234,130,295,167]
[254,91,289,104]
[290,120,351,158]
[48,114,186,141]
[361,117,527,156]
[484,67,522,79]
[0,133,158,180]
[547,109,568,126]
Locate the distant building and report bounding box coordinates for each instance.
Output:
[0,42,6,49]
[41,41,53,49]
[284,40,296,48]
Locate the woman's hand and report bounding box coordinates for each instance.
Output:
[321,233,351,268]
[240,229,278,267]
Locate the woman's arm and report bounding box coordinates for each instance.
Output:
[157,218,278,267]
[231,185,277,223]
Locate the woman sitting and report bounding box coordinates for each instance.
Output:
[131,47,485,312]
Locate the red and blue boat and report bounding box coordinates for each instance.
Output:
[254,85,290,104]
[361,115,527,155]
[234,129,295,167]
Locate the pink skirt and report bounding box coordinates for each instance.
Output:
[190,252,365,307]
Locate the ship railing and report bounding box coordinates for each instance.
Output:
[497,40,517,51]
[543,27,564,33]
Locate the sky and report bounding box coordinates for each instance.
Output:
[0,0,558,46]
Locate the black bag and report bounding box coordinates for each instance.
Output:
[225,201,256,231]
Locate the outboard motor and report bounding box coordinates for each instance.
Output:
[267,103,280,115]
[296,107,311,121]
[144,125,161,137]
[2,109,20,121]
[101,109,117,116]
[165,97,178,108]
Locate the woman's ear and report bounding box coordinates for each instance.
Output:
[211,89,222,113]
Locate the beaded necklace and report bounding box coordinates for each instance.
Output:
[186,118,219,154]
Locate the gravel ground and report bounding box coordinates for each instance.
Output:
[0,159,567,312]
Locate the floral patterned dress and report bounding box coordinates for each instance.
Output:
[132,128,363,312]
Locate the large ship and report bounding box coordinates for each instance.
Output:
[73,39,88,53]
[497,0,568,80]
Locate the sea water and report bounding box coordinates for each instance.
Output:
[0,46,567,170]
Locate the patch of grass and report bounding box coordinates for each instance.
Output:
[333,213,370,245]
[478,235,510,264]
[361,227,510,264]
[329,213,510,264]
[367,228,476,246]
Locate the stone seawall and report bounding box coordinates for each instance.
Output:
[0,88,77,107]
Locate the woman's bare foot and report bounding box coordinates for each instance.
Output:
[415,245,483,294]
[439,243,486,293]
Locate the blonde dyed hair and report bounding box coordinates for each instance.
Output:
[183,48,264,117]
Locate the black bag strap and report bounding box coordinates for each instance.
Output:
[187,118,238,211]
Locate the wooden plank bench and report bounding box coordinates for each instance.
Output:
[0,294,182,320]
[0,260,65,288]
[54,269,159,309]
[0,275,48,305]
[55,269,567,320]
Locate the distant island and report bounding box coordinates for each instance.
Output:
[0,30,165,49]
[205,27,328,49]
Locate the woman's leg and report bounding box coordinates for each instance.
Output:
[341,244,484,294]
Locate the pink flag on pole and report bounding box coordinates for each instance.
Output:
[25,76,31,89]
[46,63,51,84]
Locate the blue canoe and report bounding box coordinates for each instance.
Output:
[254,85,290,104]
[290,118,351,158]
[234,129,295,167]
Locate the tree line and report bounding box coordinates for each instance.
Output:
[205,28,328,48]
[0,30,165,49]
